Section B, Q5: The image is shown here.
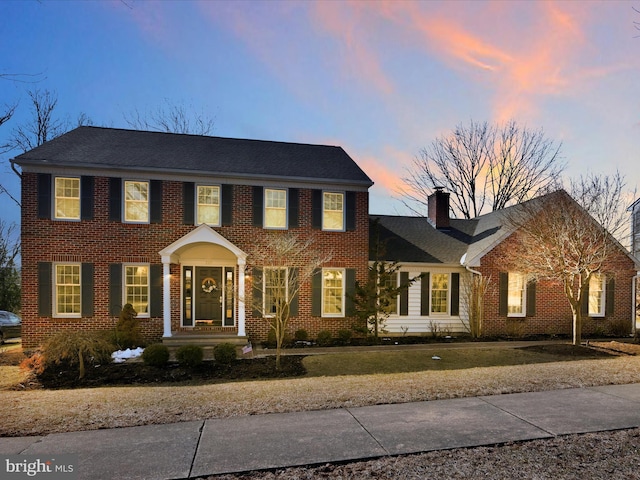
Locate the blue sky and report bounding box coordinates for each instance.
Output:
[1,0,639,228]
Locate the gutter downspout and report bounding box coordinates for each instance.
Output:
[460,253,482,277]
[633,272,640,335]
[460,254,483,335]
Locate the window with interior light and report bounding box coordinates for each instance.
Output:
[124,180,149,223]
[54,263,81,317]
[264,189,287,229]
[54,177,80,220]
[197,185,221,226]
[323,192,344,231]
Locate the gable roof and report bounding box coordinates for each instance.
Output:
[12,126,373,187]
[371,190,640,268]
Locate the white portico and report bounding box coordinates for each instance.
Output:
[159,224,247,339]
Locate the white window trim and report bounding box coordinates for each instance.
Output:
[507,272,526,318]
[52,262,82,318]
[196,184,222,227]
[264,188,288,230]
[322,191,345,232]
[588,274,606,317]
[123,179,150,224]
[322,267,346,317]
[263,267,288,317]
[123,263,151,318]
[430,272,450,316]
[53,176,81,221]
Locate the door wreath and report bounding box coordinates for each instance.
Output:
[201,277,218,293]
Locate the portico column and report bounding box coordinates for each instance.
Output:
[238,258,246,337]
[162,260,172,337]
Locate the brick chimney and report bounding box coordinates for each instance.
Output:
[428,187,450,229]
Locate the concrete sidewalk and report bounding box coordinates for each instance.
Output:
[3,383,640,479]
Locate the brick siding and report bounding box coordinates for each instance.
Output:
[21,173,369,348]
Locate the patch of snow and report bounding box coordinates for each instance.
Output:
[112,347,144,363]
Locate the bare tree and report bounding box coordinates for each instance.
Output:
[461,273,491,339]
[248,233,331,370]
[505,172,630,345]
[124,99,215,135]
[8,88,69,153]
[402,120,564,218]
[0,220,20,313]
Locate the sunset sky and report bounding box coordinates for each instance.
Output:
[1,0,639,227]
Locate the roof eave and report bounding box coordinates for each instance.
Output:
[13,158,374,188]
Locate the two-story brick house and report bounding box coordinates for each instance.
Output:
[13,126,373,348]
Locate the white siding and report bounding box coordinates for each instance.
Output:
[384,267,470,336]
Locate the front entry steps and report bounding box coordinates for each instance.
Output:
[162,333,250,360]
[162,333,249,347]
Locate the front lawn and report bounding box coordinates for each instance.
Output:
[1,341,639,437]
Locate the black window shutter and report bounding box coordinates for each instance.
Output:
[451,272,460,316]
[109,178,121,222]
[288,188,299,228]
[150,264,163,317]
[581,280,590,316]
[38,262,52,317]
[222,184,233,226]
[150,180,163,224]
[38,173,51,219]
[346,191,356,231]
[288,268,299,317]
[312,190,322,229]
[109,264,122,316]
[345,268,356,316]
[81,263,94,317]
[311,268,322,316]
[400,272,409,316]
[526,280,536,317]
[420,272,430,316]
[499,272,508,316]
[183,182,195,225]
[252,186,263,227]
[252,267,263,318]
[80,176,94,220]
[606,278,615,316]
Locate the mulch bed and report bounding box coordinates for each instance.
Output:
[36,356,307,390]
[519,344,621,357]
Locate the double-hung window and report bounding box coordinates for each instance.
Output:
[125,265,150,316]
[197,185,220,226]
[54,264,81,317]
[588,273,605,317]
[263,267,287,316]
[507,272,526,316]
[323,192,344,231]
[124,180,149,223]
[381,271,398,315]
[264,189,287,229]
[322,268,345,316]
[54,177,80,220]
[431,273,449,314]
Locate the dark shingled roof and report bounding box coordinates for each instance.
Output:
[370,193,563,265]
[12,126,373,186]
